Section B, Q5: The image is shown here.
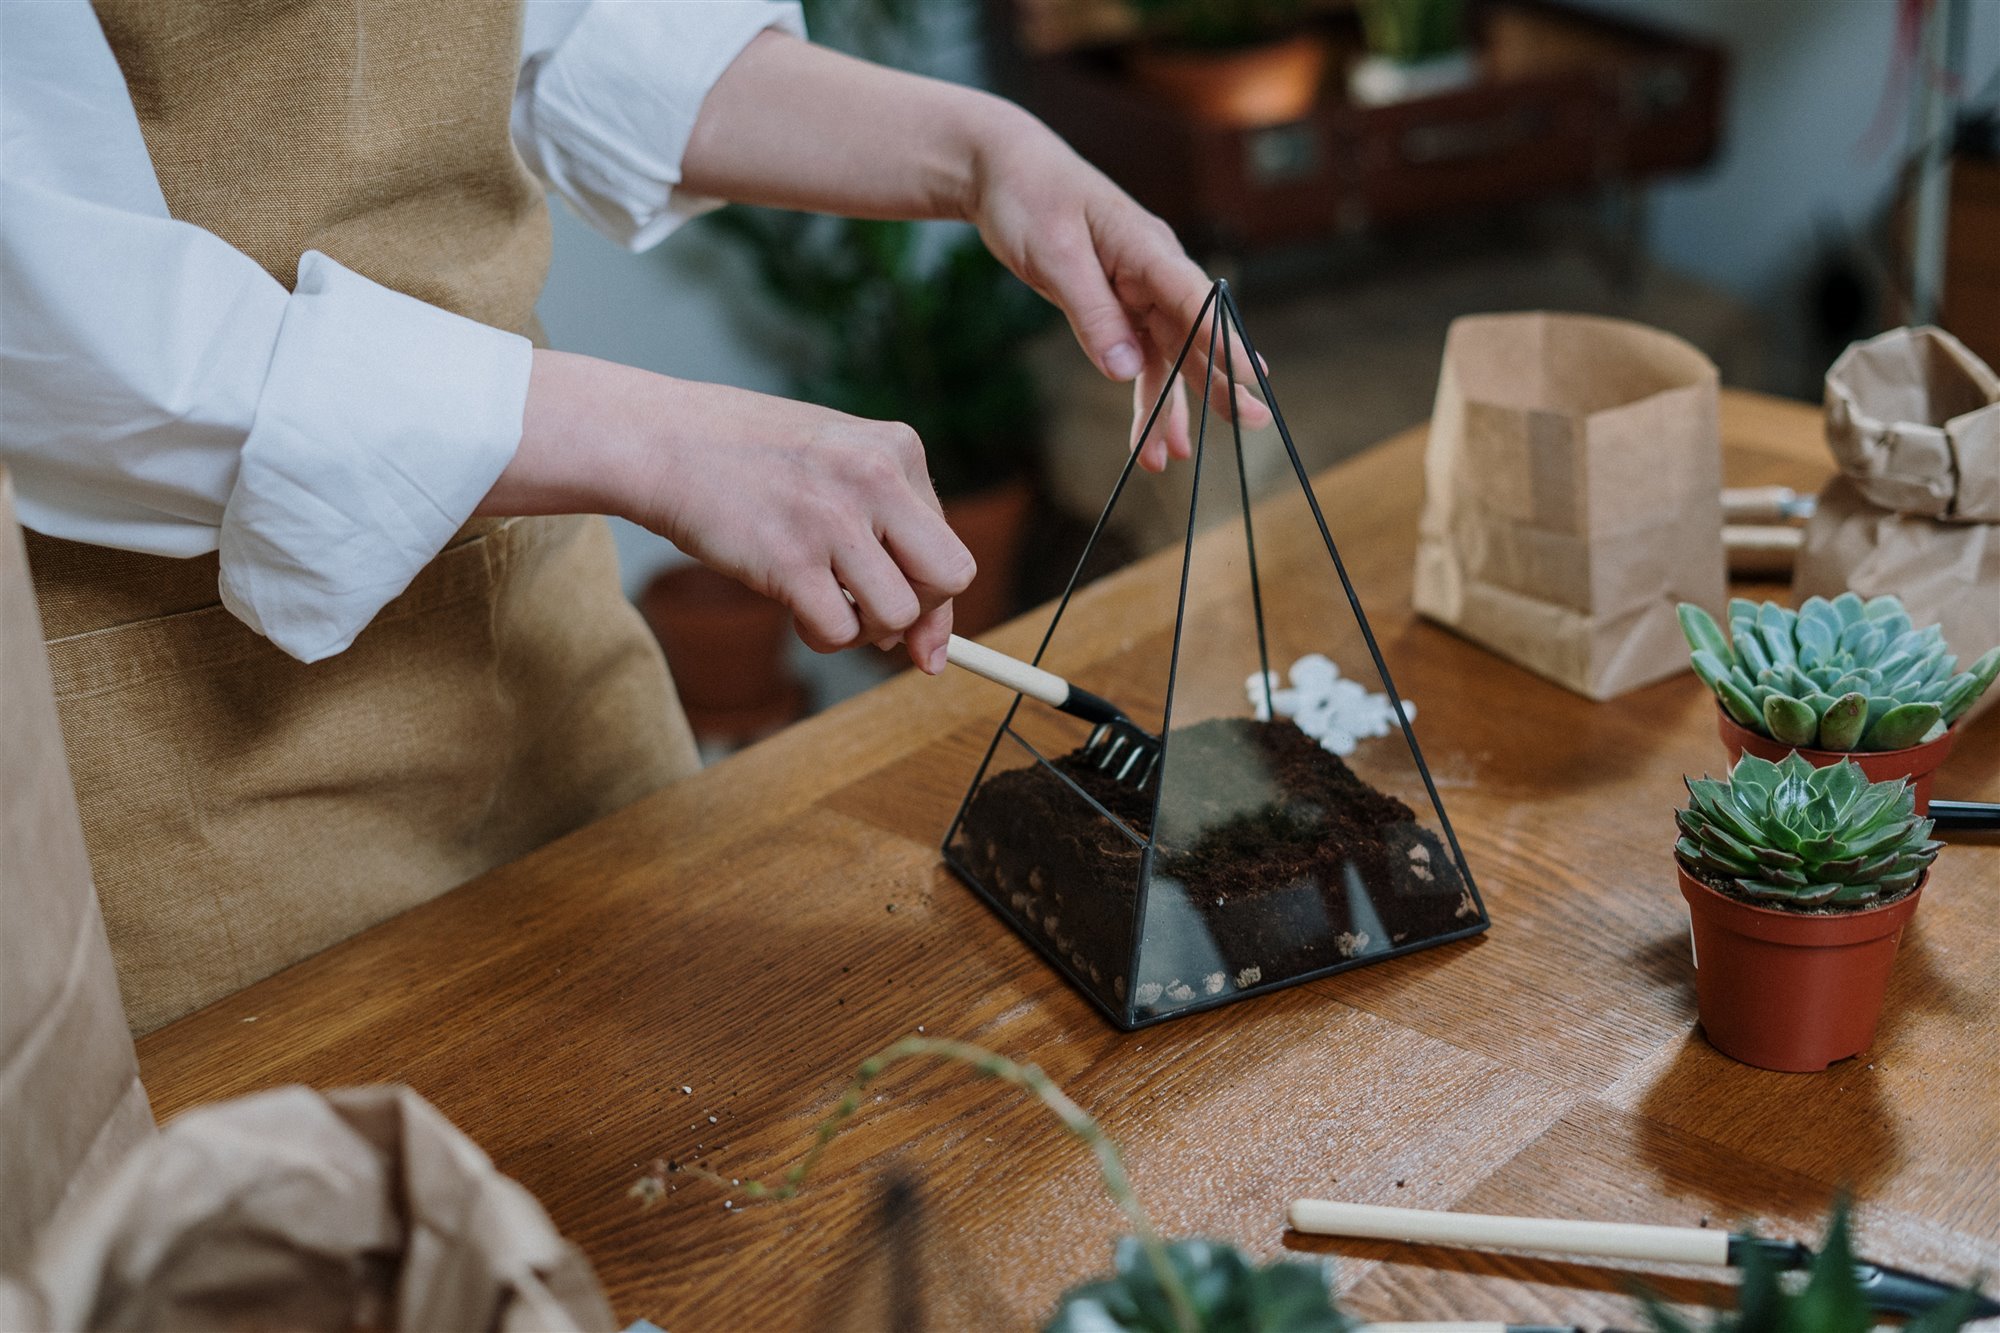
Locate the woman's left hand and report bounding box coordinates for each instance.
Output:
[965,106,1272,472]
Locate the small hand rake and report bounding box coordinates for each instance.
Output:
[946,635,1161,790]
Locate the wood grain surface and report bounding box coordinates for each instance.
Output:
[136,391,2000,1331]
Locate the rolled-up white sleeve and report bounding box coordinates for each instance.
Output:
[515,1,806,251]
[0,0,531,663]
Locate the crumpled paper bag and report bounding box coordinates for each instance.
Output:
[0,469,155,1274]
[1823,326,2000,521]
[1797,327,2000,723]
[1,1084,618,1332]
[1413,312,1727,700]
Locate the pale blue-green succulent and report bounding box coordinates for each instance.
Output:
[1678,593,2000,752]
[1676,752,1940,908]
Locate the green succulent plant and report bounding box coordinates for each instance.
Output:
[1644,1201,1986,1333]
[1047,1237,1346,1333]
[1676,752,1940,909]
[1679,594,2000,752]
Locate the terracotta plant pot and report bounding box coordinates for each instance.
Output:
[1678,865,1922,1073]
[942,477,1035,640]
[638,564,806,745]
[1129,33,1330,128]
[1715,707,1956,813]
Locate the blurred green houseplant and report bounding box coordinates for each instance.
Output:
[703,0,1058,502]
[1354,0,1468,63]
[707,209,1058,500]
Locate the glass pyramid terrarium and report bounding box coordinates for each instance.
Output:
[943,281,1487,1029]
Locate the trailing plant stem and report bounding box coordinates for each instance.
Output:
[653,1036,1201,1333]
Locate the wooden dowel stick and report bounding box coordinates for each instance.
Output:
[946,634,1069,709]
[1287,1199,1732,1267]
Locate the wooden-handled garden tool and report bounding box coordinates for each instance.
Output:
[1286,1199,1998,1320]
[945,635,1161,790]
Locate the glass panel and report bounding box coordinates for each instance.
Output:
[1128,300,1485,1024]
[946,729,1143,1018]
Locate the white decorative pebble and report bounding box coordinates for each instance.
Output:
[1246,654,1415,756]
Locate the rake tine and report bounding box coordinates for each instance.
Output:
[946,636,1160,791]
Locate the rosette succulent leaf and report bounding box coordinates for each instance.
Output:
[1675,753,1940,908]
[1677,594,2000,751]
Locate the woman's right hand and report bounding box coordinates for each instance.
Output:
[480,349,974,674]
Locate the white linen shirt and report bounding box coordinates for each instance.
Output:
[0,0,801,662]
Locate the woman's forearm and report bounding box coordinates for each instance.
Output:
[678,29,1028,223]
[479,350,972,671]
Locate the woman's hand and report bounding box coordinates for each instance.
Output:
[481,351,973,673]
[963,105,1272,472]
[681,33,1267,473]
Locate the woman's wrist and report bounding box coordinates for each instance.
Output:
[477,349,669,525]
[954,93,1061,226]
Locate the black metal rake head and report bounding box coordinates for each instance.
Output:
[1082,717,1162,790]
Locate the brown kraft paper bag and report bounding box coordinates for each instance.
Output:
[0,469,156,1275]
[1413,313,1727,700]
[1,1084,618,1332]
[1796,326,2000,721]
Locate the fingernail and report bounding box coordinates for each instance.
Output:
[1104,342,1141,380]
[928,645,946,674]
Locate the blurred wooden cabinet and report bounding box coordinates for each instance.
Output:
[987,0,1726,254]
[1943,156,2000,368]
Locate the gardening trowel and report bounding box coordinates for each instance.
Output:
[944,635,1161,790]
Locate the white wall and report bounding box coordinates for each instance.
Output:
[1579,0,2000,306]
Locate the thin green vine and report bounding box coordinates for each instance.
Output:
[632,1036,1202,1333]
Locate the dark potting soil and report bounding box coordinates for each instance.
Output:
[950,717,1477,1017]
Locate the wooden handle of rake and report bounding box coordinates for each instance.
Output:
[945,635,1121,726]
[1287,1199,1732,1267]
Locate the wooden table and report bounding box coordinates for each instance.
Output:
[138,390,2000,1331]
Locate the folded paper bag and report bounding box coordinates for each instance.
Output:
[1414,312,1726,700]
[2,1084,617,1333]
[1795,478,2000,724]
[1824,325,2000,522]
[1798,327,2000,722]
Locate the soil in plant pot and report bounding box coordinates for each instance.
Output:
[1677,859,1919,918]
[951,717,1475,1016]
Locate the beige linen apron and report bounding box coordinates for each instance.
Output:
[28,0,700,1035]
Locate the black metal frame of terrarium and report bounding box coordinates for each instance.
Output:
[943,281,1488,1028]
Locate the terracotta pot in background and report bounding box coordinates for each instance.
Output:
[943,477,1036,640]
[639,564,805,747]
[1716,707,1957,813]
[1128,33,1329,128]
[1678,865,1922,1073]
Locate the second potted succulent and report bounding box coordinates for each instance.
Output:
[1678,592,2000,811]
[1675,753,1940,1072]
